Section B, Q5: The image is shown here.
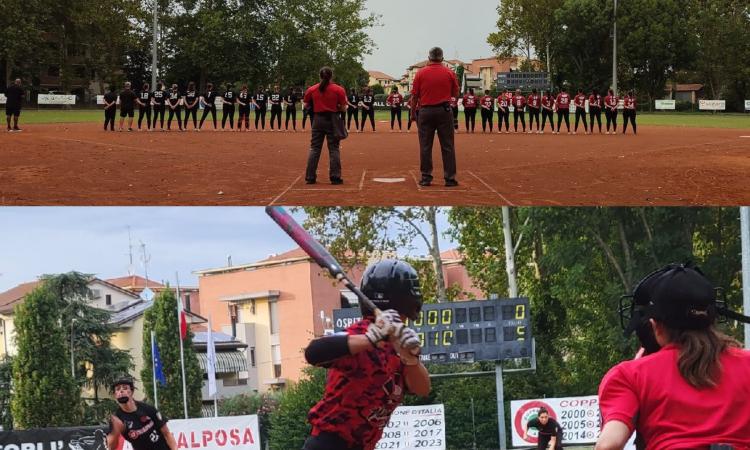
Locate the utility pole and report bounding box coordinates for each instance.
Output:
[151,0,158,87]
[612,0,618,94]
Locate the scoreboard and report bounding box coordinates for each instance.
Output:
[332,298,532,363]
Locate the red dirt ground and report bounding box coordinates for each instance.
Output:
[0,123,748,206]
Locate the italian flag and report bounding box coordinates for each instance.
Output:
[178,295,188,340]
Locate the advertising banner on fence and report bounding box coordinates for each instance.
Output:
[0,425,107,450]
[375,404,446,450]
[655,99,676,110]
[510,396,634,448]
[698,99,725,111]
[38,94,76,105]
[0,94,6,104]
[122,415,260,450]
[745,100,750,111]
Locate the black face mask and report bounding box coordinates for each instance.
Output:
[117,396,130,404]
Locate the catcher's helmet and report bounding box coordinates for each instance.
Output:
[360,259,422,320]
[620,263,718,354]
[111,375,135,392]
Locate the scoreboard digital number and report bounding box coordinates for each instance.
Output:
[332,298,532,363]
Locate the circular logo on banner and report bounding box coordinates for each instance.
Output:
[513,400,557,444]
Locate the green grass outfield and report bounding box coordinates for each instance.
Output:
[13,108,750,129]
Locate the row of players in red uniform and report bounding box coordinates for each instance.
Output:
[455,87,637,135]
[379,86,638,135]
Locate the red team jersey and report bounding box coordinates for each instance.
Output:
[497,94,510,109]
[599,345,750,449]
[541,95,553,109]
[527,94,540,109]
[588,94,602,108]
[605,95,619,109]
[463,95,477,108]
[624,96,636,109]
[387,93,403,107]
[480,95,494,109]
[556,92,571,109]
[574,93,586,108]
[449,97,458,108]
[512,94,526,108]
[308,320,406,450]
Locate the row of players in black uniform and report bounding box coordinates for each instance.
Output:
[103,82,381,132]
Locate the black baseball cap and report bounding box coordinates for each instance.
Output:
[633,263,716,330]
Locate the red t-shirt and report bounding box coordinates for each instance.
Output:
[411,63,459,106]
[387,93,403,107]
[588,94,602,108]
[605,95,619,108]
[624,96,636,109]
[574,93,586,107]
[308,320,406,450]
[556,92,570,109]
[497,94,509,109]
[541,95,553,109]
[527,94,540,108]
[303,83,347,113]
[463,94,477,108]
[480,95,494,109]
[599,345,750,449]
[512,94,526,108]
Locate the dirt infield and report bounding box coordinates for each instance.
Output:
[0,123,748,206]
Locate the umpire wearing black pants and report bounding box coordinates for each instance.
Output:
[303,67,348,185]
[410,47,459,187]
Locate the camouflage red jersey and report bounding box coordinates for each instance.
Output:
[308,319,406,450]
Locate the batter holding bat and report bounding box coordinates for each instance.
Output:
[303,259,430,450]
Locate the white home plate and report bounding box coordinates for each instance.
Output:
[373,177,406,183]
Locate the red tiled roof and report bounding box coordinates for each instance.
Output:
[440,249,464,261]
[0,281,41,313]
[368,70,397,81]
[258,248,310,263]
[106,275,166,289]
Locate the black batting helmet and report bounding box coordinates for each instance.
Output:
[360,259,422,320]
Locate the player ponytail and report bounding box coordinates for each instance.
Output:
[666,325,739,388]
[319,67,333,93]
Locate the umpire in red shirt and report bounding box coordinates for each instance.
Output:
[303,67,348,185]
[409,47,459,187]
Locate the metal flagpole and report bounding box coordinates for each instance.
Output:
[151,330,159,408]
[741,207,750,349]
[177,272,188,418]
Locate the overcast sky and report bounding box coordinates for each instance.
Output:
[362,0,499,78]
[0,207,457,292]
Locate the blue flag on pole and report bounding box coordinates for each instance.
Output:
[152,337,167,386]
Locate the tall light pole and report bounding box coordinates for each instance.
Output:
[70,318,77,378]
[151,0,159,88]
[612,0,618,94]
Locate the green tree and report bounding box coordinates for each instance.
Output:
[688,0,750,110]
[268,367,325,450]
[141,288,203,419]
[618,0,694,109]
[0,0,47,86]
[11,283,80,428]
[0,356,13,430]
[36,272,133,425]
[302,207,451,302]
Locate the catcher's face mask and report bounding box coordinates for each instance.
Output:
[620,263,727,355]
